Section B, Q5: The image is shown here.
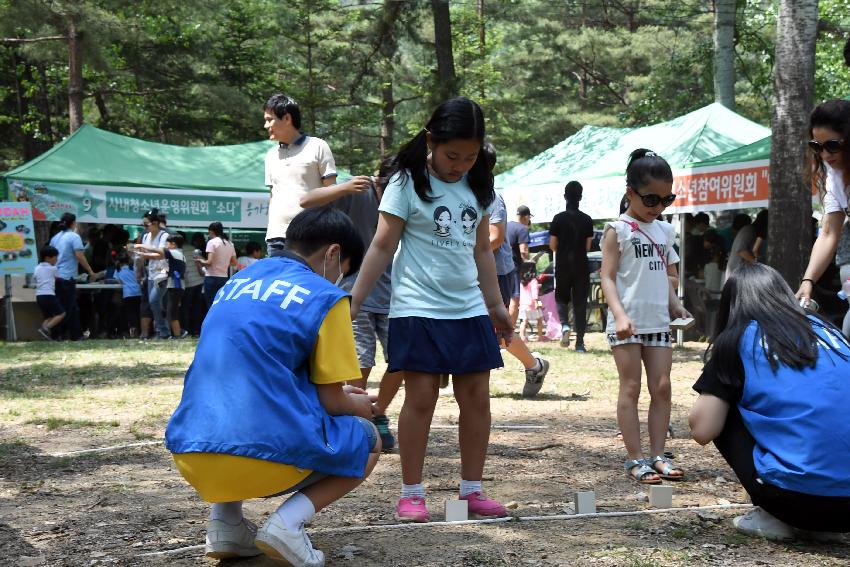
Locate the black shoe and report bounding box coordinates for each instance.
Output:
[575,342,586,353]
[372,414,396,452]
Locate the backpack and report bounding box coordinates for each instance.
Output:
[165,249,187,289]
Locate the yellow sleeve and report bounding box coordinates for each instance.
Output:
[309,297,362,384]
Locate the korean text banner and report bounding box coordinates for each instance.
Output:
[5,179,270,229]
[0,201,38,274]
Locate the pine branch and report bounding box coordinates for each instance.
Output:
[0,36,69,44]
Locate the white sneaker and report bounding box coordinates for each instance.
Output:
[732,507,795,542]
[205,518,262,559]
[255,511,325,567]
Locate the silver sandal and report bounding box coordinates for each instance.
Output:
[648,454,684,480]
[624,458,661,484]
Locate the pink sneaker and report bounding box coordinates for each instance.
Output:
[460,492,508,518]
[397,496,430,522]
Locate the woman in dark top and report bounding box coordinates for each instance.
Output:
[689,263,850,541]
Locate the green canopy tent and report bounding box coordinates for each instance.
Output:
[1,124,351,229]
[495,103,770,221]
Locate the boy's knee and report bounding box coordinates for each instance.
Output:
[369,422,382,454]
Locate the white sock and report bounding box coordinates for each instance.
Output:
[460,479,482,497]
[209,501,243,525]
[275,492,316,532]
[401,483,425,499]
[527,358,542,372]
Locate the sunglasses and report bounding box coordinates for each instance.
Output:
[808,139,844,155]
[631,187,676,208]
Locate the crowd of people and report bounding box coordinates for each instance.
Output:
[157,93,850,567]
[32,211,263,341]
[25,86,850,564]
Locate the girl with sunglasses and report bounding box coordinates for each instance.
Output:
[600,148,690,484]
[796,99,850,307]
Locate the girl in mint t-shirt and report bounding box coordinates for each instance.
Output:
[600,149,690,485]
[351,97,513,523]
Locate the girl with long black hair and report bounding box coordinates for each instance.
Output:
[350,97,513,522]
[690,262,850,541]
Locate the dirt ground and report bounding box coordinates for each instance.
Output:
[1,334,848,566]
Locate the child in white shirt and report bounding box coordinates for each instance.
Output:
[33,245,66,340]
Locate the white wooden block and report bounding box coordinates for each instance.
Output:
[649,485,673,508]
[574,490,596,514]
[445,499,468,522]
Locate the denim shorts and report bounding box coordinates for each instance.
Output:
[266,416,378,497]
[353,310,389,368]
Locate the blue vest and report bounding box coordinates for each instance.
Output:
[739,317,850,497]
[165,254,369,478]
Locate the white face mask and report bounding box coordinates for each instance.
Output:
[322,249,344,286]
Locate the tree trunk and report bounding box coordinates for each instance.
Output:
[11,52,36,160]
[430,0,457,102]
[712,0,736,110]
[67,18,84,132]
[767,0,819,286]
[380,81,394,159]
[36,64,55,146]
[305,9,316,134]
[478,0,485,99]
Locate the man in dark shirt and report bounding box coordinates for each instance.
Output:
[548,181,594,352]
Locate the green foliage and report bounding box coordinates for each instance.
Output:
[0,0,848,175]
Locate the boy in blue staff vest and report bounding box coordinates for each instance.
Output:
[166,207,379,567]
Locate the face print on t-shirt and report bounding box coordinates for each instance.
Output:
[461,207,478,235]
[428,198,481,250]
[433,206,452,237]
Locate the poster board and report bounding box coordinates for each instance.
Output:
[0,202,38,275]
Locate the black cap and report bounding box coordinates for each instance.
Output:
[517,205,533,217]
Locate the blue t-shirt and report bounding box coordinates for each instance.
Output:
[165,255,369,478]
[49,230,84,280]
[737,318,850,497]
[379,170,494,319]
[490,193,514,276]
[114,266,142,298]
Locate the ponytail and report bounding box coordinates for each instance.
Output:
[389,97,494,209]
[392,130,431,202]
[58,212,76,232]
[625,148,673,191]
[209,221,227,240]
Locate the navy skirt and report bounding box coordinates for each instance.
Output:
[386,315,504,374]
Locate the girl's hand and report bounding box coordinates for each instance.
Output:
[342,385,368,395]
[615,315,636,340]
[795,280,813,304]
[488,304,513,346]
[670,305,691,320]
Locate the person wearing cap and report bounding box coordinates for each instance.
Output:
[549,181,594,352]
[506,205,533,322]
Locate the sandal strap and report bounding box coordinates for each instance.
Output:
[627,462,657,481]
[648,455,681,475]
[624,458,645,470]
